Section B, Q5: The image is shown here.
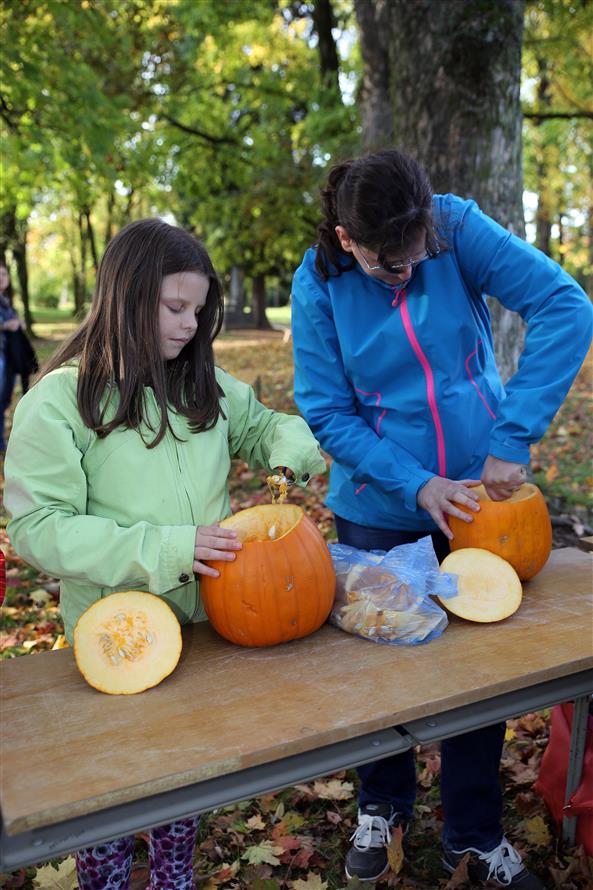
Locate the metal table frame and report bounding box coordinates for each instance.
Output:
[2,667,591,872]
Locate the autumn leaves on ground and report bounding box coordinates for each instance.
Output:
[1,327,592,890]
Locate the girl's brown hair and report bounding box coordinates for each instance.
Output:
[41,219,225,447]
[315,150,439,279]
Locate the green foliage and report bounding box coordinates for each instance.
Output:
[522,0,593,286]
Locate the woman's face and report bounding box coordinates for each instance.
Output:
[0,265,10,293]
[158,271,209,360]
[335,227,427,287]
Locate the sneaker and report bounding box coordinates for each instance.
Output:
[345,802,407,882]
[443,836,546,888]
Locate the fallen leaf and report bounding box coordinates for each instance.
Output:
[291,874,328,889]
[545,463,559,482]
[312,779,354,800]
[444,851,470,888]
[386,824,404,874]
[32,858,78,889]
[523,815,552,847]
[241,840,284,866]
[246,813,266,830]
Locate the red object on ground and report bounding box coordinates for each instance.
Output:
[534,701,593,855]
[0,548,5,606]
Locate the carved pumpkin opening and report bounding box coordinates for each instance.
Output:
[218,503,303,542]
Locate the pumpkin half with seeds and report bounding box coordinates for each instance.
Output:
[73,591,182,694]
[201,504,336,647]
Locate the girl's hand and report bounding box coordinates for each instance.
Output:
[193,523,242,577]
[417,476,482,539]
[481,455,527,501]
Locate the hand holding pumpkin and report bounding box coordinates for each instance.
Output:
[417,476,481,539]
[481,455,527,501]
[193,524,242,577]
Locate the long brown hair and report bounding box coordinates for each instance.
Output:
[42,219,225,447]
[315,150,439,280]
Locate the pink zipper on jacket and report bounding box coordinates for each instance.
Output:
[397,288,447,476]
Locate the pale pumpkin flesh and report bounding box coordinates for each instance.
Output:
[74,591,182,694]
[202,505,336,647]
[439,548,523,622]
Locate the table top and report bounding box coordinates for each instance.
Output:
[1,547,592,835]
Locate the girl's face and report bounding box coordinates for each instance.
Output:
[158,271,209,360]
[0,265,10,292]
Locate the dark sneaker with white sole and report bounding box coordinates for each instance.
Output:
[345,802,409,882]
[443,836,546,888]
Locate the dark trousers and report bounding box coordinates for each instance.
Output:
[335,514,505,851]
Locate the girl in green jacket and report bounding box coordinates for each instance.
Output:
[4,218,326,890]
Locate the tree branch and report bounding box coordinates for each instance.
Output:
[161,114,237,145]
[523,110,593,120]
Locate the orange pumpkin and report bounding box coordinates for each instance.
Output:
[200,504,336,647]
[448,483,552,580]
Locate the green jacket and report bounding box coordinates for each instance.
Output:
[5,366,326,641]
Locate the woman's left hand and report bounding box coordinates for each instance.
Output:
[481,455,527,501]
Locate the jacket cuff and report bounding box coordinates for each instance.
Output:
[488,437,532,466]
[404,470,435,512]
[161,525,197,592]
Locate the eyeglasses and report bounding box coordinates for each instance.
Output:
[356,243,440,275]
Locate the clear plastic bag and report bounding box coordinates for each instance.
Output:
[328,536,457,645]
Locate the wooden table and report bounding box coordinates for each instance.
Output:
[1,547,592,870]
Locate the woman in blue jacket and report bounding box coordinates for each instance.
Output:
[291,150,592,888]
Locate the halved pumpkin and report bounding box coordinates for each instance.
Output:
[448,483,552,580]
[438,548,523,622]
[201,504,336,647]
[74,591,182,694]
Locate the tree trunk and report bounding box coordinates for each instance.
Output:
[353,0,393,150]
[252,274,272,330]
[312,0,341,91]
[85,208,99,272]
[534,58,552,257]
[224,265,253,329]
[357,0,527,381]
[12,225,33,333]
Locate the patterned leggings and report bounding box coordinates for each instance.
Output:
[75,816,200,889]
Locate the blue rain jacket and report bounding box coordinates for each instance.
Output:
[292,194,592,532]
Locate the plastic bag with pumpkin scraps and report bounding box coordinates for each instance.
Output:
[328,536,457,645]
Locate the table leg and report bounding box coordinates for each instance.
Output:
[561,695,590,846]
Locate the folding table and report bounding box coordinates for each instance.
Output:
[1,546,591,871]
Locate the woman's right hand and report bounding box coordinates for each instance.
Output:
[3,318,21,332]
[417,476,482,539]
[193,524,242,577]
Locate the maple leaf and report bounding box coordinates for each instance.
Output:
[246,813,266,831]
[523,815,552,848]
[291,874,328,889]
[312,778,354,800]
[32,857,78,889]
[241,840,284,866]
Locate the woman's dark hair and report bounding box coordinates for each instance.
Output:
[41,219,225,447]
[315,150,438,279]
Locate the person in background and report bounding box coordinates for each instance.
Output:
[5,218,326,890]
[0,261,24,451]
[291,149,592,888]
